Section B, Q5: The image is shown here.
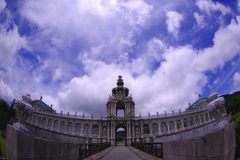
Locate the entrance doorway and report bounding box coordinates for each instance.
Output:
[116,127,126,146]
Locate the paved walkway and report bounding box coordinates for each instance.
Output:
[84,145,163,160]
[100,145,142,160]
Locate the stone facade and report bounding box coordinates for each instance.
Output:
[22,76,227,146]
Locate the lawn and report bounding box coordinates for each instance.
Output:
[0,136,6,160]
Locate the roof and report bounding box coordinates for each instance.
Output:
[34,100,53,111]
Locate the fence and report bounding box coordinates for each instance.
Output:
[131,142,163,158]
[79,142,111,159]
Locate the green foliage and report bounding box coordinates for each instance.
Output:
[0,132,6,139]
[0,99,15,132]
[233,112,240,158]
[226,95,240,116]
[0,135,6,159]
[116,135,125,142]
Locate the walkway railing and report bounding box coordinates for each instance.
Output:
[131,142,163,158]
[79,142,111,159]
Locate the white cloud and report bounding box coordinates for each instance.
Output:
[52,67,62,81]
[0,79,14,103]
[233,72,240,92]
[0,0,6,13]
[165,11,183,37]
[196,0,231,15]
[194,12,206,28]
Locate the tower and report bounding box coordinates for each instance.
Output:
[106,76,135,118]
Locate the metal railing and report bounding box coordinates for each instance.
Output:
[131,142,163,158]
[79,142,111,159]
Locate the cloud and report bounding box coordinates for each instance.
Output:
[196,0,231,15]
[0,79,14,102]
[52,67,62,81]
[233,72,240,92]
[0,0,6,13]
[165,11,183,37]
[194,12,206,28]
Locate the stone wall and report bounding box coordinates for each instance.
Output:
[162,122,236,160]
[26,123,86,144]
[6,124,80,160]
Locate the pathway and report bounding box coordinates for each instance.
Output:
[84,144,163,160]
[100,145,142,160]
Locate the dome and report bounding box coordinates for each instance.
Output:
[112,76,129,97]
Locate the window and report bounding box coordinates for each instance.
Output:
[48,119,52,128]
[67,122,73,133]
[75,123,81,134]
[38,117,41,125]
[190,117,194,126]
[33,116,36,124]
[152,123,158,134]
[195,116,200,124]
[29,116,32,123]
[143,124,150,134]
[92,125,99,135]
[161,122,168,132]
[169,121,175,131]
[177,120,182,129]
[200,115,204,123]
[54,120,58,130]
[60,121,65,131]
[205,113,209,121]
[42,118,46,127]
[84,124,90,135]
[183,118,188,128]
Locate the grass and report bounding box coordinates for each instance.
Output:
[0,136,6,159]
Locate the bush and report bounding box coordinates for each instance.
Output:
[0,132,6,139]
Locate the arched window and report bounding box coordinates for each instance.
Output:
[60,121,65,131]
[67,122,73,133]
[42,118,46,127]
[143,124,150,134]
[169,121,175,131]
[37,117,41,125]
[152,123,158,134]
[84,124,90,135]
[161,122,168,132]
[183,118,188,128]
[195,116,200,124]
[33,116,36,124]
[48,119,52,128]
[29,116,32,123]
[200,115,204,123]
[75,123,81,134]
[205,113,209,121]
[54,120,58,130]
[177,120,182,129]
[92,125,99,135]
[190,117,194,126]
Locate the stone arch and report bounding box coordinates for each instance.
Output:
[169,121,175,131]
[116,100,125,116]
[83,124,90,135]
[75,123,81,134]
[195,116,200,124]
[161,122,168,132]
[205,113,209,121]
[37,117,41,125]
[152,123,158,134]
[33,116,36,124]
[60,121,65,131]
[47,119,52,128]
[189,117,194,126]
[200,114,204,123]
[183,118,188,128]
[42,118,46,127]
[92,125,99,135]
[176,120,182,129]
[143,124,150,134]
[54,120,58,130]
[67,122,73,133]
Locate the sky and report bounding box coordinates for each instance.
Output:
[0,0,240,117]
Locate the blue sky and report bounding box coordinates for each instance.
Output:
[0,0,240,116]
